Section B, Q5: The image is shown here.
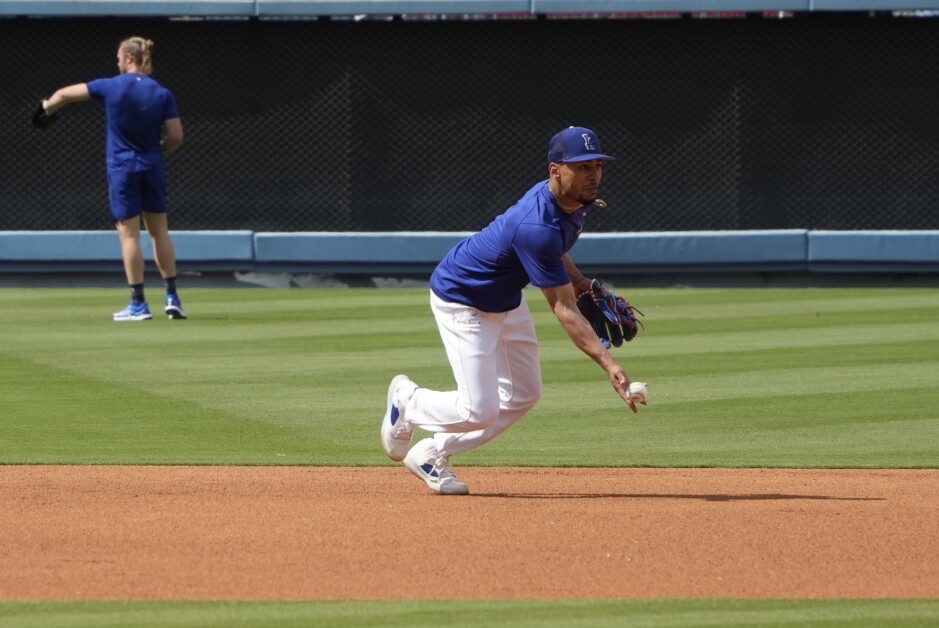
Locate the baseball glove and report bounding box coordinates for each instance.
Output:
[31,101,59,130]
[576,279,643,348]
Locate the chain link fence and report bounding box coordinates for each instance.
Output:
[4,13,939,232]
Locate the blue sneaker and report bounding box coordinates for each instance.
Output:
[164,294,187,320]
[113,300,152,322]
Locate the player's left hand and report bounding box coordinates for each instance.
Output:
[576,279,643,348]
[31,100,59,130]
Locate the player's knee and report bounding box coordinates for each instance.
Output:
[458,398,500,429]
[506,379,542,413]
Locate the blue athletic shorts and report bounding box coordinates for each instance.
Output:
[107,160,167,221]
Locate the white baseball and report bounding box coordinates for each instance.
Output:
[627,381,648,405]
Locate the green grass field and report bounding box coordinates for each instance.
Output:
[2,599,939,628]
[2,285,938,626]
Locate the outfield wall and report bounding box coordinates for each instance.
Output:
[1,230,937,276]
[3,0,939,15]
[4,0,939,16]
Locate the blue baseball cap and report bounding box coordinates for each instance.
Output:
[547,126,615,164]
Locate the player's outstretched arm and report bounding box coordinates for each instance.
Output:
[542,283,638,413]
[43,83,91,115]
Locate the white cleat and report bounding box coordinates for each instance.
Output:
[380,374,417,461]
[403,438,469,495]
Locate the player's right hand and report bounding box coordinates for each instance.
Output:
[32,100,60,130]
[608,366,638,413]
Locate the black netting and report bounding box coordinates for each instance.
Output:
[3,13,939,232]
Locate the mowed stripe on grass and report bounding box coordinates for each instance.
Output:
[0,287,937,467]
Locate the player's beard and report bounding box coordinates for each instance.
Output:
[577,190,597,205]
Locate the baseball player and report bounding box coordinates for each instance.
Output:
[381,126,642,495]
[35,36,187,321]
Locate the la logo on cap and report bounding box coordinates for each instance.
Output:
[547,126,615,164]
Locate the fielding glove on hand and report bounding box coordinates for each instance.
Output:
[576,279,644,348]
[31,101,59,130]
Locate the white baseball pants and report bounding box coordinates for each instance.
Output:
[405,290,543,458]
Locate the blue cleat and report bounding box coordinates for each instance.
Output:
[113,300,152,322]
[164,294,187,320]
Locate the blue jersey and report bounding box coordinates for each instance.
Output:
[87,73,178,169]
[430,180,588,312]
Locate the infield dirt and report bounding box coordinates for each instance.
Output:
[2,466,937,600]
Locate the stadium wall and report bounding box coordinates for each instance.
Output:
[4,5,938,282]
[3,0,939,16]
[2,231,937,276]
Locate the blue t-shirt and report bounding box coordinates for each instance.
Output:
[430,180,588,312]
[87,73,178,169]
